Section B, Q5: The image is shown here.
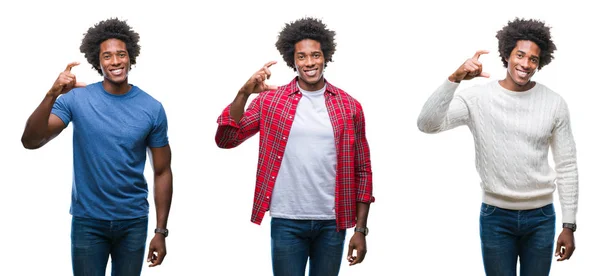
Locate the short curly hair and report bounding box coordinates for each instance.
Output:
[496,18,556,70]
[275,17,336,71]
[79,18,141,75]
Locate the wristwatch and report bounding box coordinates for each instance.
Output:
[155,228,169,237]
[354,227,369,236]
[562,223,576,232]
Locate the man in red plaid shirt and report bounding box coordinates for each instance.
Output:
[215,17,374,275]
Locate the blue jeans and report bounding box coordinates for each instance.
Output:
[271,218,346,276]
[71,216,148,276]
[480,203,556,276]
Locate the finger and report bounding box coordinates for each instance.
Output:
[156,250,166,266]
[263,66,273,79]
[464,63,479,72]
[556,246,566,261]
[554,242,562,257]
[564,246,575,260]
[266,85,279,91]
[357,249,366,263]
[147,249,154,263]
[346,244,354,261]
[479,72,491,78]
[472,50,490,60]
[263,60,277,68]
[253,74,263,84]
[349,251,360,265]
[75,82,87,88]
[64,62,80,72]
[149,253,159,267]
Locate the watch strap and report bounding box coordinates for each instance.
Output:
[562,223,576,232]
[354,227,368,236]
[155,228,169,237]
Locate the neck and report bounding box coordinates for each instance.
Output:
[102,79,131,95]
[499,73,535,92]
[298,77,325,92]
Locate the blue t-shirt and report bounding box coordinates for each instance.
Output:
[52,82,169,220]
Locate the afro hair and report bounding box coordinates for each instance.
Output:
[496,18,556,70]
[275,17,336,71]
[79,18,141,75]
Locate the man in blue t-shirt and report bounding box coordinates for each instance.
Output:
[21,18,173,275]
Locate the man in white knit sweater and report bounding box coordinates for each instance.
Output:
[417,18,578,276]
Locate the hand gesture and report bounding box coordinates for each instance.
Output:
[238,61,279,96]
[147,234,167,267]
[48,62,86,97]
[449,50,490,83]
[347,232,367,266]
[555,229,575,261]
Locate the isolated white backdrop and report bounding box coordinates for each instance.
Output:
[1,0,597,275]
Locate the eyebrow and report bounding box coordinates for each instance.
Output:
[101,50,127,55]
[517,50,539,59]
[296,51,323,55]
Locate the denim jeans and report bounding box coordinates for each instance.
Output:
[271,218,346,276]
[480,203,556,276]
[71,215,148,276]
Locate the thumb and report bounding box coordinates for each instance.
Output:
[75,82,87,88]
[479,72,491,78]
[555,241,562,256]
[267,85,279,91]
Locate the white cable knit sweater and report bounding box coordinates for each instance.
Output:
[417,79,578,223]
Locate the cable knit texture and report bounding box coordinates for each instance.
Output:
[417,79,578,223]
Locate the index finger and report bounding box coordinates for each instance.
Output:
[472,50,490,60]
[65,62,81,72]
[263,60,277,68]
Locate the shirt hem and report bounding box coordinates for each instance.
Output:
[482,191,553,210]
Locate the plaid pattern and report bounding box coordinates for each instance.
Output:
[216,78,374,230]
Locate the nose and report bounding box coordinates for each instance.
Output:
[110,55,121,66]
[306,56,316,67]
[519,58,533,70]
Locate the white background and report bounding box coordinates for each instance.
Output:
[1,0,598,275]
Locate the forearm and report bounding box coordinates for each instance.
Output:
[216,96,260,149]
[21,92,59,149]
[552,102,579,224]
[416,79,464,133]
[154,169,173,229]
[356,202,370,228]
[230,92,251,124]
[555,157,578,224]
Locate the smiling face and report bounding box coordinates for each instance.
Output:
[99,38,130,93]
[294,39,326,91]
[501,40,541,91]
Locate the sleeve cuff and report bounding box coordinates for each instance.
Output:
[562,211,576,224]
[358,194,375,203]
[217,104,240,128]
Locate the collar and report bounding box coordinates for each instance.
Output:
[285,77,339,96]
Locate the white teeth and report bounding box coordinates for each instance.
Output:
[305,69,317,77]
[112,69,123,75]
[517,70,528,78]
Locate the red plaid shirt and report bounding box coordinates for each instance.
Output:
[216,78,374,230]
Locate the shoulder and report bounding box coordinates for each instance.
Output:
[534,82,565,102]
[457,80,497,99]
[327,82,364,112]
[131,85,165,109]
[256,79,297,104]
[56,82,101,105]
